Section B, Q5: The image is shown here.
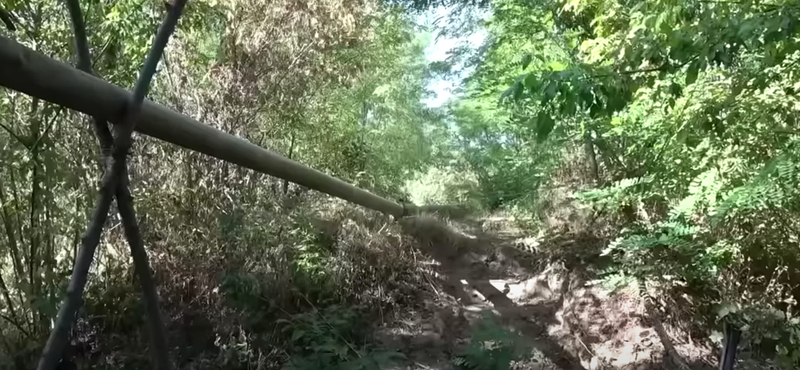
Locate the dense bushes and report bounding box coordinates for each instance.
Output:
[0,0,441,368]
[5,0,800,368]
[403,167,484,210]
[440,0,800,367]
[29,194,429,370]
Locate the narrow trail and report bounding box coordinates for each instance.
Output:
[376,213,716,370]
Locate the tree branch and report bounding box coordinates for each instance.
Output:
[618,63,670,75]
[0,313,29,337]
[28,106,64,153]
[697,0,780,7]
[0,8,15,31]
[0,121,29,148]
[0,273,23,336]
[0,177,26,284]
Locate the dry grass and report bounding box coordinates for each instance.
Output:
[65,196,434,370]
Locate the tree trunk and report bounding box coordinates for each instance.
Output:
[282,132,295,195]
[583,129,600,185]
[7,170,31,331]
[0,179,25,282]
[26,98,51,335]
[0,272,20,332]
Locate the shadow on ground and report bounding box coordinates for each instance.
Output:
[387,214,716,370]
[397,215,585,370]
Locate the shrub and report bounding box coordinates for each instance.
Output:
[452,312,529,370]
[403,167,484,210]
[279,305,406,370]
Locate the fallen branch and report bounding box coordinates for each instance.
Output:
[638,279,692,370]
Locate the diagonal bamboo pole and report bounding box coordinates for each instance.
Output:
[63,0,172,368]
[36,1,187,369]
[0,35,407,218]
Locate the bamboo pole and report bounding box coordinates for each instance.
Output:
[0,36,406,217]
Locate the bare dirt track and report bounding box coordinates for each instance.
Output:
[374,214,716,370]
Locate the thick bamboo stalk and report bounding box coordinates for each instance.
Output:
[0,36,405,217]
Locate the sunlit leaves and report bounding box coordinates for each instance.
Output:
[444,0,800,362]
[493,0,800,144]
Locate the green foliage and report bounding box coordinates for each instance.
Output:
[296,11,447,197]
[279,306,406,370]
[576,176,653,214]
[452,313,528,370]
[0,0,441,367]
[7,0,800,368]
[403,166,484,209]
[436,0,800,367]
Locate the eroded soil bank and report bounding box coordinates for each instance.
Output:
[374,214,716,370]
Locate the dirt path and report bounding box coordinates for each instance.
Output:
[375,214,715,370]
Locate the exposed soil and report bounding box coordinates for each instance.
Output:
[374,214,717,370]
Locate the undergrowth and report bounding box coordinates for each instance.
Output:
[576,147,800,367]
[279,305,406,370]
[452,313,529,370]
[47,197,430,370]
